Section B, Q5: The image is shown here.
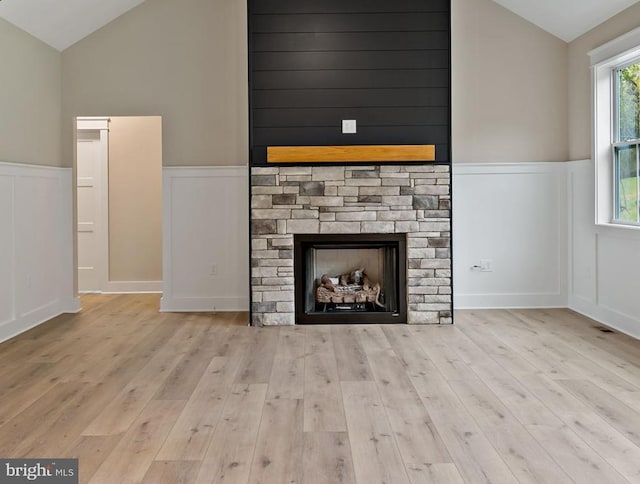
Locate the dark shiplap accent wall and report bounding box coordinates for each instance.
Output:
[248,0,451,165]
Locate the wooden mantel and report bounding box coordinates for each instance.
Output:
[267,145,435,163]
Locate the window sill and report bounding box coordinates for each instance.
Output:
[595,221,640,238]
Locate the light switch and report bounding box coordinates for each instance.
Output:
[342,119,357,134]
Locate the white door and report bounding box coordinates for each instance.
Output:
[77,131,104,292]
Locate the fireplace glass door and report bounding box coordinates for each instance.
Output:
[294,234,406,324]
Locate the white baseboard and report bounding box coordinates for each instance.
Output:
[569,295,640,340]
[0,297,81,344]
[455,292,567,309]
[64,297,83,313]
[102,280,163,293]
[160,296,249,312]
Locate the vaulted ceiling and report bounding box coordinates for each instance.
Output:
[493,0,640,42]
[0,0,145,51]
[0,0,638,51]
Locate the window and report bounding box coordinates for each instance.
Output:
[591,28,640,227]
[614,61,640,224]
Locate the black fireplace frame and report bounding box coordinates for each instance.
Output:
[294,233,407,324]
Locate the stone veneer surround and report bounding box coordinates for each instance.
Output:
[250,164,452,325]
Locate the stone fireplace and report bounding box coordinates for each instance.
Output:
[250,164,452,325]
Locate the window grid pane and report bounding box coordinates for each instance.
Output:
[614,143,640,224]
[616,61,640,142]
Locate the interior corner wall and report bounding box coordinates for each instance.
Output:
[568,2,640,161]
[60,0,248,168]
[0,18,62,167]
[449,0,570,310]
[451,0,569,163]
[0,163,79,343]
[52,0,625,323]
[568,159,640,339]
[0,20,78,343]
[566,6,640,339]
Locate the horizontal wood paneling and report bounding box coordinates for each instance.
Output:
[252,32,449,52]
[253,107,449,127]
[252,51,449,71]
[249,0,450,165]
[252,69,449,90]
[254,126,448,145]
[267,145,435,163]
[250,0,449,14]
[253,88,448,109]
[251,13,449,33]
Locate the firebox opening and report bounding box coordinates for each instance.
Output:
[294,233,407,324]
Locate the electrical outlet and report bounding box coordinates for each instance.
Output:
[210,264,218,276]
[480,259,493,272]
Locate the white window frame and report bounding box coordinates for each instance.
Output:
[590,26,640,228]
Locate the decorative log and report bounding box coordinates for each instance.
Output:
[320,274,335,292]
[315,268,384,308]
[374,283,384,308]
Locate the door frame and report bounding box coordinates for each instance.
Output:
[76,116,110,293]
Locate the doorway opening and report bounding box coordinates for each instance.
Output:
[76,116,163,294]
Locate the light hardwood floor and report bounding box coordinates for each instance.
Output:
[1,294,640,483]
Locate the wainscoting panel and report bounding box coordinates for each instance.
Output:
[567,160,598,307]
[597,233,640,324]
[158,161,640,339]
[568,159,640,339]
[453,162,568,308]
[161,166,249,312]
[0,174,14,327]
[0,162,79,343]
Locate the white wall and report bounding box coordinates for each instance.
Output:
[2,159,637,339]
[161,162,572,317]
[161,166,249,312]
[61,0,248,168]
[0,19,74,343]
[108,116,163,285]
[453,160,640,339]
[453,162,568,308]
[0,18,61,167]
[568,160,640,339]
[0,162,79,343]
[452,0,568,163]
[568,2,640,160]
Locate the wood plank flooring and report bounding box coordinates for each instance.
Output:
[1,295,640,483]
